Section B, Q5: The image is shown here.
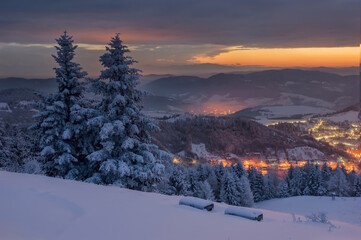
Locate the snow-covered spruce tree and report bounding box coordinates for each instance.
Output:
[320,163,332,195]
[303,165,322,196]
[86,34,165,190]
[238,175,254,207]
[0,120,43,173]
[0,122,13,170]
[232,162,245,179]
[195,164,211,182]
[194,180,215,201]
[213,164,225,200]
[206,167,219,199]
[289,167,304,196]
[10,125,43,174]
[168,165,189,195]
[220,169,241,206]
[32,32,87,179]
[186,168,199,196]
[277,180,290,198]
[263,173,277,200]
[327,166,350,197]
[248,167,265,202]
[353,174,361,197]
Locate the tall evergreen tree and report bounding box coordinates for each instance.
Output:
[248,167,265,202]
[206,167,219,200]
[277,181,290,198]
[263,173,277,200]
[195,164,210,182]
[194,180,215,201]
[238,175,254,207]
[289,167,303,196]
[320,163,332,195]
[213,164,225,200]
[232,163,245,179]
[327,166,350,196]
[168,165,188,195]
[303,165,322,196]
[285,165,295,189]
[32,32,87,179]
[186,169,198,196]
[220,170,241,206]
[86,34,165,190]
[0,123,19,171]
[353,174,361,197]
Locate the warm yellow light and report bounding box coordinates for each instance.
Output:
[192,47,358,67]
[172,157,180,164]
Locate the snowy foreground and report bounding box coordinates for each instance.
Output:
[1,171,361,240]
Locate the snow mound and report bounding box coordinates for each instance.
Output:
[0,102,11,113]
[0,171,360,240]
[179,197,214,211]
[225,206,263,221]
[255,196,361,226]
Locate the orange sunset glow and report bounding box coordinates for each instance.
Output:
[192,47,359,67]
[209,158,360,177]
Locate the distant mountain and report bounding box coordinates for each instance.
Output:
[1,69,358,115]
[0,75,173,92]
[300,67,359,76]
[231,105,332,124]
[141,76,205,96]
[142,95,187,112]
[0,77,57,92]
[142,69,358,113]
[139,74,174,86]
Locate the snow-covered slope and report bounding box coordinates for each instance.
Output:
[255,196,361,226]
[237,105,331,125]
[1,171,361,240]
[287,146,325,161]
[323,110,360,123]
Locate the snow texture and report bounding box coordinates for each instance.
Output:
[1,171,361,240]
[324,111,360,123]
[287,146,325,161]
[179,196,214,211]
[225,206,263,221]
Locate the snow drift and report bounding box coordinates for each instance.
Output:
[0,171,361,240]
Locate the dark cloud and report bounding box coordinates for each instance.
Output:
[0,0,359,47]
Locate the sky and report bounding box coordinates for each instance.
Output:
[0,0,359,78]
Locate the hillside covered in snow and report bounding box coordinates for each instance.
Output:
[1,171,360,240]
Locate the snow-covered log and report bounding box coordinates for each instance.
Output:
[179,197,214,211]
[225,206,263,221]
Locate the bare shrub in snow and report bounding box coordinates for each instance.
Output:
[305,212,336,230]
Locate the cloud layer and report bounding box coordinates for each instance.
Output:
[0,0,359,47]
[0,0,359,77]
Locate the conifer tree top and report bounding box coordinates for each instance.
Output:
[52,31,87,94]
[100,34,139,83]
